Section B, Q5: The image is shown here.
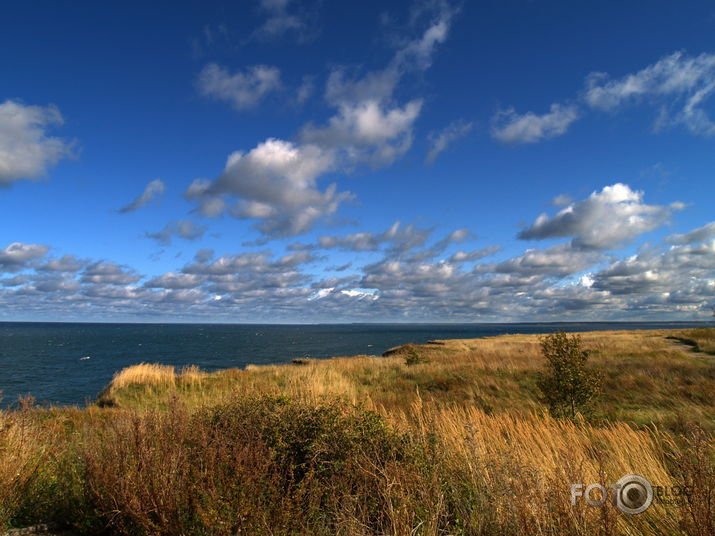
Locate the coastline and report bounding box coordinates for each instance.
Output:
[2,321,712,408]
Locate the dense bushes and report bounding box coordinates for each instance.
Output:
[2,396,426,536]
[84,396,415,535]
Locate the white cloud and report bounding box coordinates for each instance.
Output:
[144,272,204,289]
[593,239,715,301]
[0,242,49,272]
[1,275,29,287]
[119,179,166,213]
[307,4,455,164]
[491,103,580,144]
[518,183,679,250]
[29,274,81,293]
[0,100,73,185]
[185,138,351,237]
[426,119,473,163]
[340,288,378,300]
[665,221,715,245]
[324,68,399,108]
[2,215,713,321]
[393,15,451,71]
[37,254,86,272]
[81,261,141,285]
[324,5,453,107]
[448,245,501,263]
[308,221,432,253]
[585,51,715,136]
[189,54,430,237]
[197,63,282,110]
[146,219,207,245]
[300,99,422,166]
[491,51,715,143]
[482,243,603,278]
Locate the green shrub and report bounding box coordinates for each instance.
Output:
[81,396,416,536]
[404,345,429,366]
[536,332,601,419]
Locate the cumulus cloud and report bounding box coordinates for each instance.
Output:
[305,9,449,163]
[81,261,141,285]
[146,219,207,245]
[518,183,679,250]
[28,273,81,293]
[185,138,351,237]
[118,179,166,213]
[300,99,423,166]
[2,206,714,321]
[491,103,580,144]
[425,119,473,163]
[197,63,282,110]
[180,249,317,297]
[481,243,603,278]
[304,221,432,253]
[1,275,29,287]
[585,51,715,136]
[0,100,74,185]
[665,221,715,245]
[182,250,313,277]
[592,240,715,307]
[37,254,86,272]
[144,272,204,289]
[0,242,49,272]
[448,245,501,263]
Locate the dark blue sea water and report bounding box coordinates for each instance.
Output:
[0,321,709,407]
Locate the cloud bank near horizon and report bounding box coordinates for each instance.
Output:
[2,183,713,322]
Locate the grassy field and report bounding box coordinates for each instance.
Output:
[1,328,713,535]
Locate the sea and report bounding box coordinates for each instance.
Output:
[0,321,710,408]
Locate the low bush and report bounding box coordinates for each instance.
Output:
[80,396,419,536]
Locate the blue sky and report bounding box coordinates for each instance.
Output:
[1,0,714,322]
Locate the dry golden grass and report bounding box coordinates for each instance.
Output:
[1,328,712,535]
[106,362,177,391]
[390,398,685,535]
[99,329,715,432]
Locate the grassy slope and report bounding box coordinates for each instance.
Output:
[1,328,713,536]
[99,328,715,432]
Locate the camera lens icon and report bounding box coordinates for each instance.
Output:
[615,474,653,515]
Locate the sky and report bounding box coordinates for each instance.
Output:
[1,0,714,323]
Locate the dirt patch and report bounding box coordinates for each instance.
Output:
[665,336,713,360]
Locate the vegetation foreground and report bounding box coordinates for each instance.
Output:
[1,328,713,535]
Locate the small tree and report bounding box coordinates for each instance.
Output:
[536,331,601,419]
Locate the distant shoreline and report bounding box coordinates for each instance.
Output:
[0,319,711,326]
[1,322,712,408]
